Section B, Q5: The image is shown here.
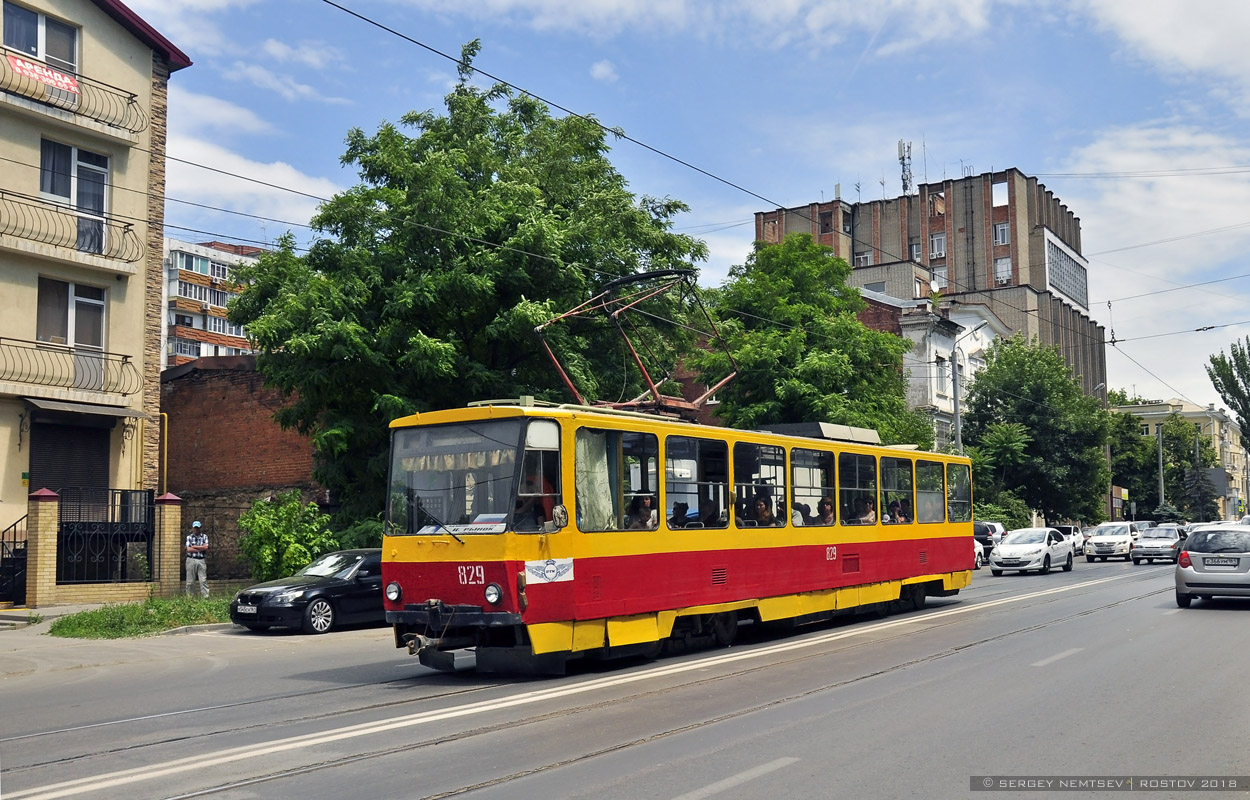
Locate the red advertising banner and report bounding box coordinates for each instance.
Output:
[7,54,80,95]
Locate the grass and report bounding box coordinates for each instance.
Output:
[47,594,235,639]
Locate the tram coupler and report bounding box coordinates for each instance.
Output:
[402,633,474,672]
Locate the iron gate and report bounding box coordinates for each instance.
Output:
[57,489,156,584]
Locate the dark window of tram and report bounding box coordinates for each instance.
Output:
[838,453,877,525]
[665,436,728,529]
[515,420,561,532]
[947,463,972,522]
[915,460,946,523]
[575,428,658,532]
[733,442,787,527]
[791,447,834,526]
[879,457,914,525]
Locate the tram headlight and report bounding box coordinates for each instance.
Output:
[484,583,503,605]
[385,581,402,603]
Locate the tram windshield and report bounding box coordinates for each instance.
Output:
[387,419,523,535]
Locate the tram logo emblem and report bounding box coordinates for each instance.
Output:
[525,558,574,583]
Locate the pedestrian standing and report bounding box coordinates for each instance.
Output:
[185,520,209,598]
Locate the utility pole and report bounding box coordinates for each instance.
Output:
[1157,425,1165,509]
[951,321,988,455]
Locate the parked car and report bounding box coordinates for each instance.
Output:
[973,521,996,560]
[989,527,1074,575]
[1129,520,1156,534]
[230,549,384,634]
[1175,526,1250,607]
[1084,521,1134,561]
[1131,527,1184,564]
[973,536,984,569]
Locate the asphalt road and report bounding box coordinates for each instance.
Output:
[2,558,1248,800]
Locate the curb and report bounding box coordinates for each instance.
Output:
[157,623,237,636]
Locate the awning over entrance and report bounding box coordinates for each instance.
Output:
[24,397,146,419]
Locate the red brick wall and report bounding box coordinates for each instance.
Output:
[161,357,316,492]
[857,297,903,336]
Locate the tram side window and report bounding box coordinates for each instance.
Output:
[574,427,659,532]
[665,436,729,529]
[515,420,562,533]
[839,453,877,525]
[880,457,914,525]
[733,442,787,527]
[947,463,972,522]
[792,447,835,526]
[915,460,946,523]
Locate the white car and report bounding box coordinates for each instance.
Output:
[990,528,1074,575]
[1085,521,1134,561]
[973,537,984,570]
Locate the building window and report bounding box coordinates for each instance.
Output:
[854,251,871,267]
[993,222,1010,245]
[3,1,77,73]
[40,139,107,254]
[928,191,946,217]
[210,261,230,280]
[936,356,948,395]
[932,266,947,291]
[995,256,1012,285]
[992,181,1008,207]
[841,211,852,234]
[172,313,193,327]
[930,232,946,258]
[914,278,923,298]
[819,211,833,234]
[1140,425,1149,436]
[864,281,886,294]
[206,315,244,337]
[177,281,209,303]
[36,277,103,348]
[909,242,922,262]
[173,339,201,358]
[175,252,210,274]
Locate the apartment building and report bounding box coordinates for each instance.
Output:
[754,168,1107,399]
[161,238,258,368]
[0,0,188,534]
[1111,398,1247,519]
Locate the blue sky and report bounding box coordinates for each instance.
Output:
[126,0,1250,412]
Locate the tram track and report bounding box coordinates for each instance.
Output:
[7,568,1168,800]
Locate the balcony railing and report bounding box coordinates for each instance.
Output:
[0,190,145,263]
[1,46,148,134]
[0,337,142,396]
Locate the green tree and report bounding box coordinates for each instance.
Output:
[686,234,933,447]
[1207,337,1250,451]
[1157,412,1217,515]
[962,334,1110,522]
[230,42,707,526]
[237,490,337,581]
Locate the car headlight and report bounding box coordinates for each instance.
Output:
[484,583,503,605]
[1027,548,1043,556]
[386,582,402,602]
[272,589,305,604]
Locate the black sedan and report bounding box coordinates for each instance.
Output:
[229,549,383,634]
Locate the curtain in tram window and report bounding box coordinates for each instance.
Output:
[575,430,616,530]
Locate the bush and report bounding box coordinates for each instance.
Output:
[237,490,338,581]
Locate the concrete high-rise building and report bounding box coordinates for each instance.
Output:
[755,168,1107,400]
[161,239,259,369]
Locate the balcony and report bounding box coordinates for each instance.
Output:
[1,47,148,134]
[0,190,144,264]
[0,337,141,396]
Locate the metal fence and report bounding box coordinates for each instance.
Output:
[0,515,26,604]
[57,489,156,584]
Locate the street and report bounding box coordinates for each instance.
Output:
[2,558,1248,800]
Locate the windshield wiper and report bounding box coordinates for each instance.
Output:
[418,501,464,545]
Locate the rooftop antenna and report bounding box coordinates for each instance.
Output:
[855,177,862,202]
[921,137,928,185]
[898,139,913,194]
[880,173,886,200]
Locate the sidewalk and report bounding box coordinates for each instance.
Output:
[0,603,106,630]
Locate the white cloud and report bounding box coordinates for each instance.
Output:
[1055,122,1250,405]
[167,86,274,137]
[260,39,344,70]
[221,62,351,104]
[122,0,260,57]
[590,59,618,83]
[1079,0,1250,114]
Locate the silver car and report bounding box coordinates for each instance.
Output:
[1175,526,1250,607]
[1085,522,1134,561]
[1131,527,1183,564]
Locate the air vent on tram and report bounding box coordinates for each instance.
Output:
[919,550,929,564]
[711,567,728,585]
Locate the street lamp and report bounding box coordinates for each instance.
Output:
[951,320,989,455]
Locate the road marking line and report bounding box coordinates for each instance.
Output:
[669,757,800,800]
[1030,647,1083,667]
[8,572,1141,800]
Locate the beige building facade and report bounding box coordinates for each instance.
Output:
[0,0,188,534]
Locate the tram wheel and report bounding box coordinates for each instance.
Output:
[711,611,739,646]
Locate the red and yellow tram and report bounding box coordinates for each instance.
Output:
[382,401,974,673]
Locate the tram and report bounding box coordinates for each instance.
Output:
[382,400,974,673]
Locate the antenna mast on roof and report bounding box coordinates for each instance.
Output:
[898,140,913,194]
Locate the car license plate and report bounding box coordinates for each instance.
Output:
[236,604,257,614]
[1002,560,1021,565]
[1204,557,1238,567]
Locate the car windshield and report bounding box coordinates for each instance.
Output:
[1186,530,1250,553]
[1141,530,1175,539]
[1005,530,1045,544]
[1094,525,1129,537]
[298,552,364,579]
[387,419,523,535]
